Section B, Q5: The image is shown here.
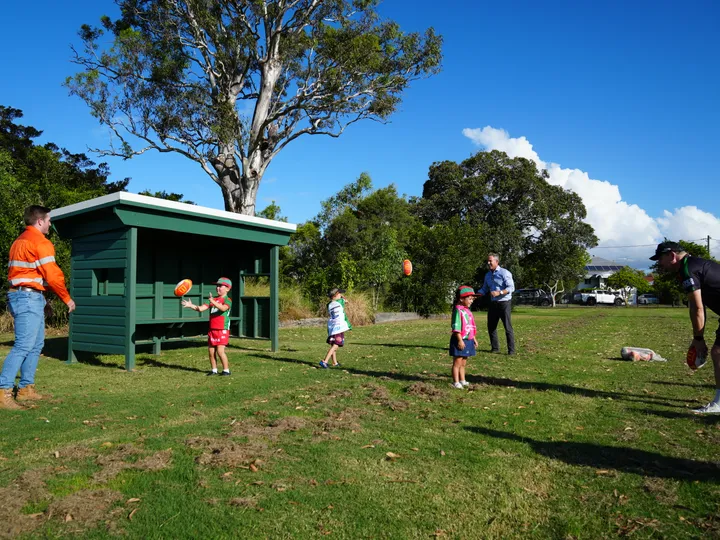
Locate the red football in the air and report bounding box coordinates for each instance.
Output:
[174,278,193,297]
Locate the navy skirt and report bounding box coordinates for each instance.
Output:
[449,337,476,357]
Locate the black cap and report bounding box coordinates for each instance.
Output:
[649,241,682,261]
[328,287,346,298]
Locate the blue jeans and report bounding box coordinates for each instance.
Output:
[0,291,46,389]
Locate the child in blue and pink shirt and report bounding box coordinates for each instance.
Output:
[449,285,478,389]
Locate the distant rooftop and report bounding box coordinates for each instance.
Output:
[585,256,624,275]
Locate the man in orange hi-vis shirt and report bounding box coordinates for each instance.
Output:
[0,206,75,410]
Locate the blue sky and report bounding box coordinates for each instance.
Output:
[2,0,719,267]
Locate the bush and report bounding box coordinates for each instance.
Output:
[279,283,314,322]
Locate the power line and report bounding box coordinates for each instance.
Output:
[593,238,708,250]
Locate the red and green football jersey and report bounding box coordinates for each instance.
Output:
[206,296,232,330]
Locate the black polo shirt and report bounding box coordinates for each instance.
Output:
[678,255,720,315]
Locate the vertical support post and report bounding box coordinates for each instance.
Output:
[270,246,279,352]
[66,241,77,364]
[124,227,138,371]
[237,271,245,338]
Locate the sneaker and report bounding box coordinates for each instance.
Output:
[332,363,341,368]
[319,361,329,369]
[692,402,720,414]
[206,371,218,376]
[452,382,464,389]
[490,349,501,354]
[508,351,516,356]
[220,371,231,376]
[460,380,470,387]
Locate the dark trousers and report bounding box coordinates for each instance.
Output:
[488,301,515,353]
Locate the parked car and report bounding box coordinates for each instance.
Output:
[637,294,660,305]
[573,289,625,306]
[514,288,553,306]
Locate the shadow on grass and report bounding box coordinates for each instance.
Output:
[352,342,447,351]
[251,354,695,405]
[630,407,720,425]
[650,380,715,389]
[466,427,720,482]
[249,353,428,382]
[136,356,206,373]
[466,373,689,407]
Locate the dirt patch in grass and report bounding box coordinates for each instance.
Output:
[269,416,308,432]
[406,382,445,400]
[365,384,390,401]
[0,468,52,538]
[56,444,98,461]
[315,407,364,433]
[229,497,259,508]
[361,384,410,411]
[47,489,124,529]
[93,445,172,483]
[643,477,678,504]
[230,415,310,440]
[185,436,271,468]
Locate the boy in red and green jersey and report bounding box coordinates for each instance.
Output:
[182,277,233,376]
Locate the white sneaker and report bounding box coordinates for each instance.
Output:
[452,382,464,389]
[460,380,470,387]
[692,402,720,414]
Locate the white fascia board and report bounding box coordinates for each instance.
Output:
[50,192,297,232]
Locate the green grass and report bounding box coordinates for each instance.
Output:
[1,307,719,538]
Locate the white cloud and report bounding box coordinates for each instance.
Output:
[462,126,720,268]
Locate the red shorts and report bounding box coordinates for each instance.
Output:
[208,329,229,347]
[327,333,345,347]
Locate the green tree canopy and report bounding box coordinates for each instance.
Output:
[606,266,652,296]
[66,0,443,215]
[413,150,597,293]
[0,106,131,321]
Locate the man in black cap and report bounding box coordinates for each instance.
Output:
[651,241,720,413]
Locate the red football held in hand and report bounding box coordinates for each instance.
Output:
[174,278,193,297]
[686,345,707,370]
[402,259,413,276]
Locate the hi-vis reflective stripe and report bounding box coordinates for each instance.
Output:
[8,256,55,269]
[9,257,57,268]
[9,260,38,268]
[10,277,44,285]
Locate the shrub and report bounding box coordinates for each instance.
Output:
[279,283,314,321]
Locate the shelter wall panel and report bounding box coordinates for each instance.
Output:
[73,248,127,262]
[72,333,126,346]
[72,286,94,297]
[74,259,126,270]
[71,342,125,355]
[136,298,154,319]
[256,298,270,338]
[80,297,126,307]
[72,315,124,327]
[75,306,126,317]
[72,324,125,336]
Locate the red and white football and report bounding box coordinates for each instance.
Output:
[174,278,193,297]
[686,345,707,370]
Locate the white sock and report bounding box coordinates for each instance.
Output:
[211,368,218,373]
[713,389,720,404]
[222,369,230,373]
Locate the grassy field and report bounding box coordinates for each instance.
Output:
[0,307,718,539]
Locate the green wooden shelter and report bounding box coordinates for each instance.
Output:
[51,192,296,370]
